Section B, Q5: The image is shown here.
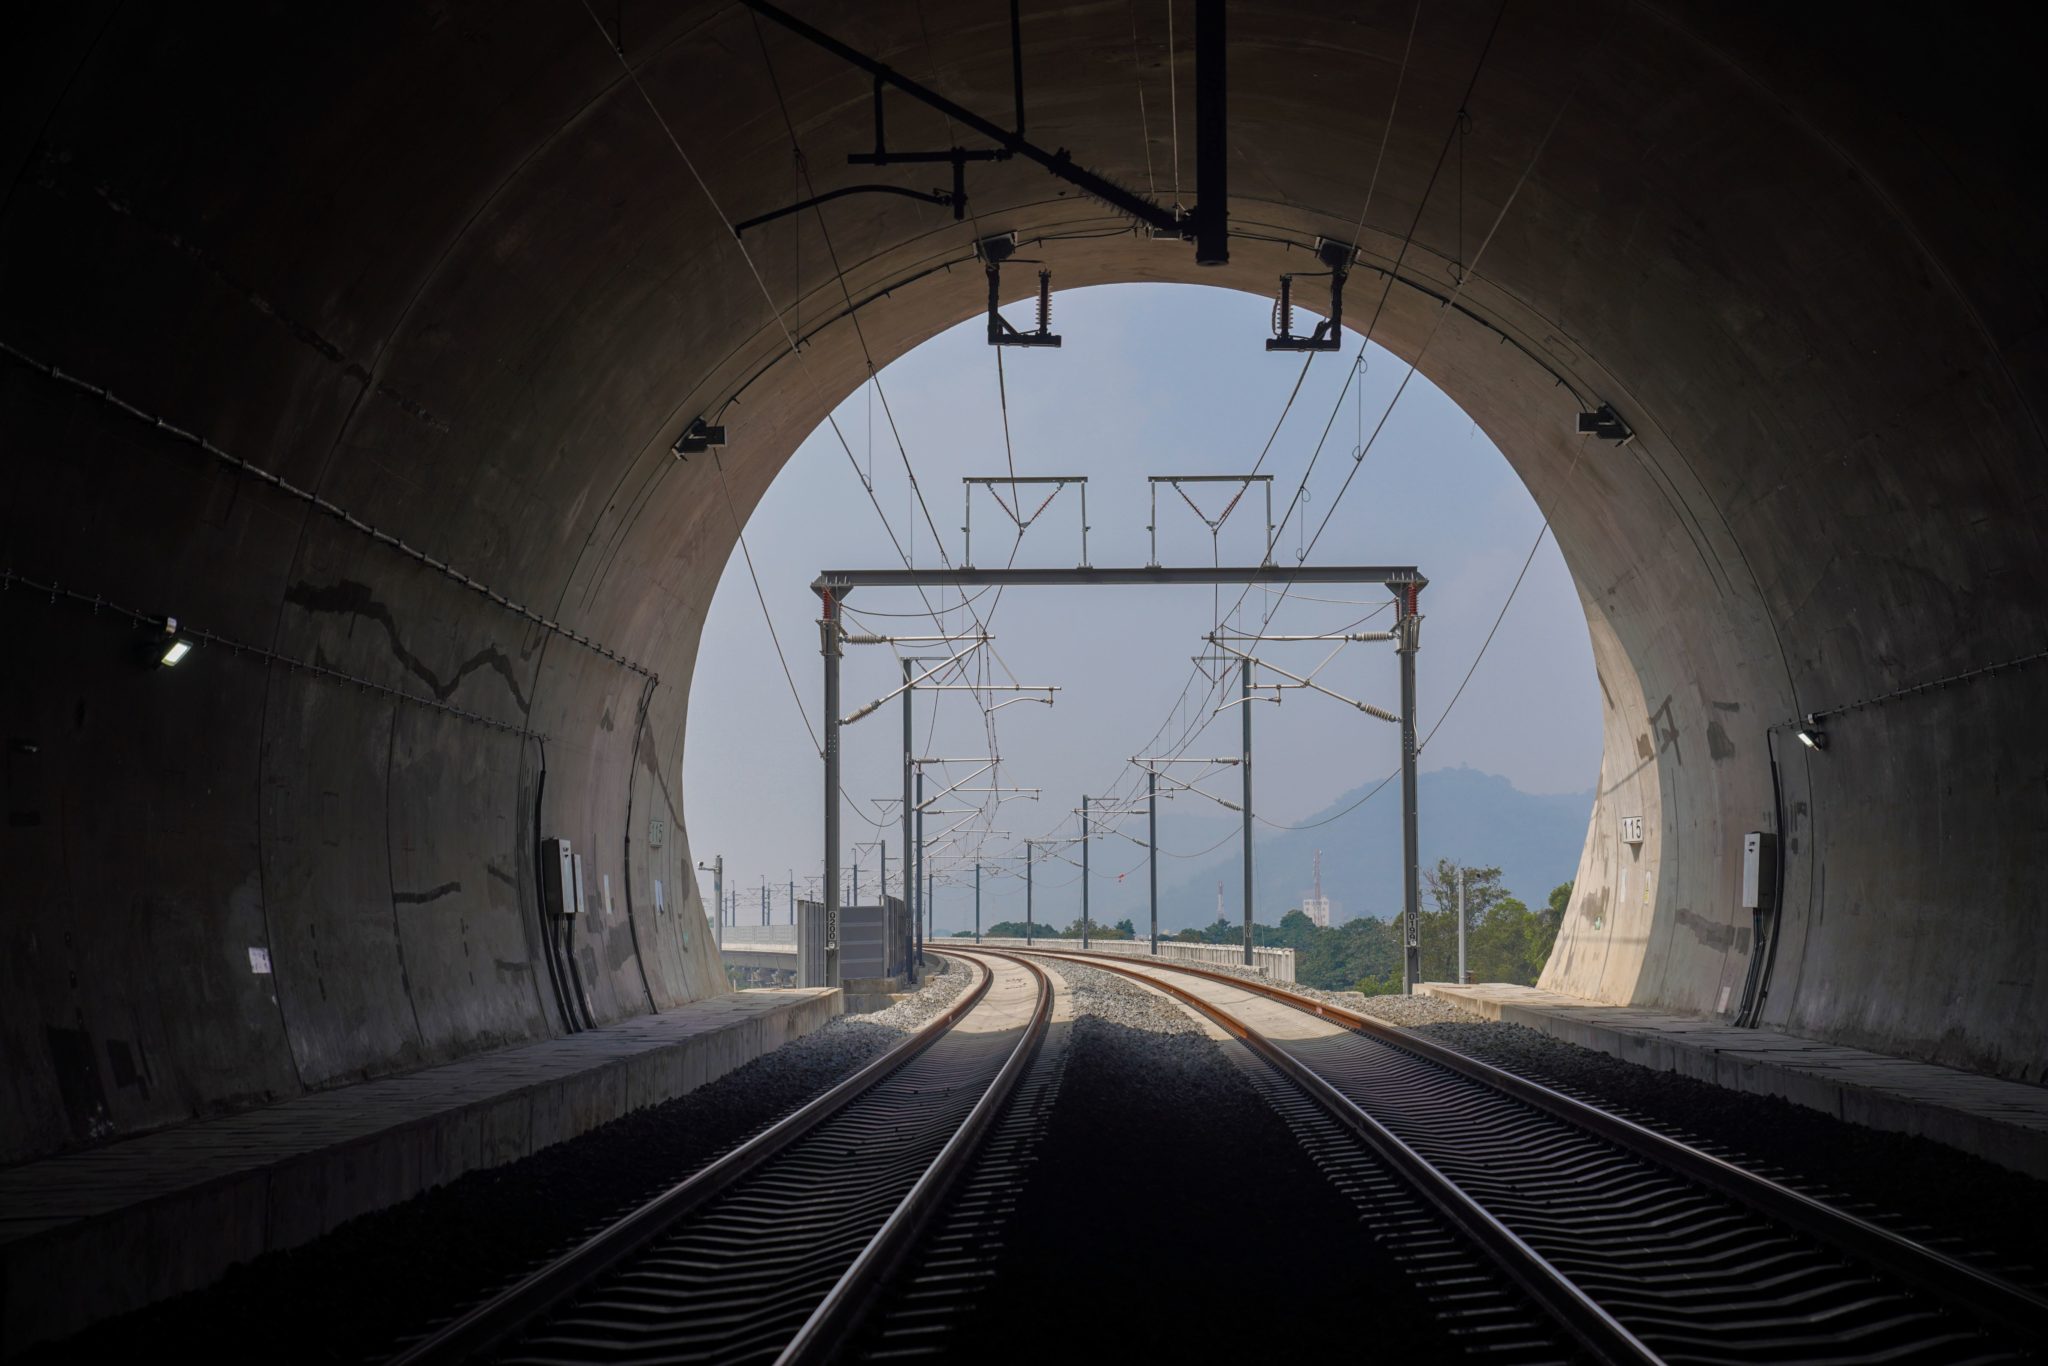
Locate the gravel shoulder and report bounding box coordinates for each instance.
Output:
[27,957,976,1365]
[1090,952,1482,1024]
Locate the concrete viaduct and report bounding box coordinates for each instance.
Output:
[3,0,2044,1168]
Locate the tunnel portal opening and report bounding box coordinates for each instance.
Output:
[4,1,2045,1168]
[682,281,1603,999]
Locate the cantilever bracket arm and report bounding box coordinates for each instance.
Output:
[734,183,954,236]
[978,234,1061,348]
[743,0,1181,236]
[1268,239,1355,352]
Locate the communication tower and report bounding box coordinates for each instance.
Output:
[1302,849,1335,928]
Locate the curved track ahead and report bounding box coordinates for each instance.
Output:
[1008,948,2047,1366]
[389,951,1050,1366]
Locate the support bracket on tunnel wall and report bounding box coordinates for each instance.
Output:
[672,417,726,458]
[1267,240,1353,351]
[1576,404,1634,444]
[744,1,1190,241]
[977,234,1061,347]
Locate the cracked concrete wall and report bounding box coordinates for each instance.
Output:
[3,0,2045,1161]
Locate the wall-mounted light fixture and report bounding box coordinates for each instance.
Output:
[157,617,193,667]
[1794,714,1827,751]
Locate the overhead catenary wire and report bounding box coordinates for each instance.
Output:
[1060,0,1441,813]
[0,340,657,681]
[1011,4,1467,842]
[1016,0,1568,855]
[1253,517,1550,834]
[582,2,1025,842]
[0,567,546,739]
[744,11,1027,823]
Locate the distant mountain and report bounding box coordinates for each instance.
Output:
[1101,766,1590,932]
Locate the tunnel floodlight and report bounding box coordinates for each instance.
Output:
[1795,720,1828,751]
[155,616,193,667]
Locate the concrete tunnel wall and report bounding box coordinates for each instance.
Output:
[3,1,2045,1162]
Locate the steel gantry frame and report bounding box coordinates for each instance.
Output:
[828,619,1050,988]
[815,564,1425,980]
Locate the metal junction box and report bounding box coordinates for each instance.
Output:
[1741,831,1777,911]
[543,838,575,917]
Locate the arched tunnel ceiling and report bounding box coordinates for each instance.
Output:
[2,1,2044,1160]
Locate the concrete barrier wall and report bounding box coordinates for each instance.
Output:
[964,939,1296,984]
[721,925,798,947]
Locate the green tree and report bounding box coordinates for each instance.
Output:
[1114,918,1137,936]
[1352,964,1404,996]
[1419,860,1506,984]
[1060,916,1131,939]
[1294,914,1401,992]
[1411,861,1568,985]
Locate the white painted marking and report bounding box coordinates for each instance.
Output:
[248,946,272,974]
[654,879,664,913]
[1718,984,1733,1013]
[602,873,613,915]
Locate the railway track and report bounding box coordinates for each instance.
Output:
[1008,948,2048,1365]
[387,951,1050,1366]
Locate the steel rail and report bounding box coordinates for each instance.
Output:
[1021,948,2048,1347]
[1008,948,1656,1365]
[778,950,1052,1363]
[387,956,1004,1366]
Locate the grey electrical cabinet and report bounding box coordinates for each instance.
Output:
[543,838,575,917]
[1741,831,1776,911]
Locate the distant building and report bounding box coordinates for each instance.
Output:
[1302,850,1337,928]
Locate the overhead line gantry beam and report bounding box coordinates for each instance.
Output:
[815,565,1424,591]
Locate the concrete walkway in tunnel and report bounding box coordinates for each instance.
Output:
[1419,983,2048,1180]
[0,986,841,1356]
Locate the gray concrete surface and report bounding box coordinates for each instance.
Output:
[0,986,839,1355]
[1419,983,2048,1179]
[3,3,2045,1167]
[972,938,1297,982]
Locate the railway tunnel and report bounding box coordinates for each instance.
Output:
[3,2,2047,1343]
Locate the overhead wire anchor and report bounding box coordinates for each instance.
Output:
[1267,239,1354,352]
[978,234,1061,348]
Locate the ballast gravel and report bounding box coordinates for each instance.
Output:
[1053,951,2048,1286]
[1081,952,1483,1025]
[27,955,974,1366]
[943,956,1466,1360]
[1409,1015,2048,1285]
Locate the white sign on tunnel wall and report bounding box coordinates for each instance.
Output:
[1621,815,1644,845]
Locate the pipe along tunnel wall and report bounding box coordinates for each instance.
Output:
[3,2,2044,1162]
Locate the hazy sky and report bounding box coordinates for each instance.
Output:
[684,284,1599,932]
